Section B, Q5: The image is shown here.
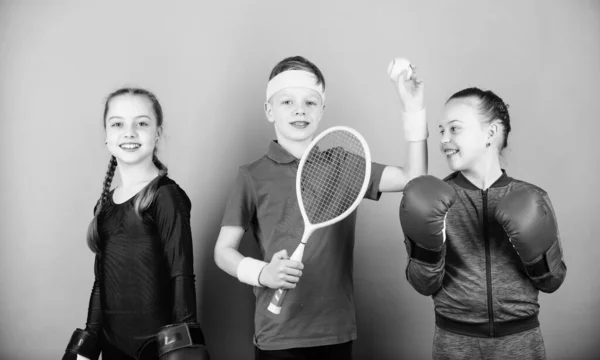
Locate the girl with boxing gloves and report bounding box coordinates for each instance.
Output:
[61,88,209,360]
[399,88,566,359]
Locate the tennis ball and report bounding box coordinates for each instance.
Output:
[387,58,413,80]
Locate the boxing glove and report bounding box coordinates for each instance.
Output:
[400,176,457,262]
[495,187,558,267]
[136,323,209,360]
[61,328,100,360]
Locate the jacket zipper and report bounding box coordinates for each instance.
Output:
[482,189,495,337]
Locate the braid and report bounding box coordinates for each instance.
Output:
[87,156,118,253]
[97,156,118,215]
[153,153,168,176]
[133,152,169,217]
[495,100,511,149]
[499,102,511,126]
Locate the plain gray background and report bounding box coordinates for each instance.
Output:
[1,1,598,359]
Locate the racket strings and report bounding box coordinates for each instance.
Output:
[301,132,367,224]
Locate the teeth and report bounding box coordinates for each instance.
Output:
[445,149,458,156]
[120,144,140,149]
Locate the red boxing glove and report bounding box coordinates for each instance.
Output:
[400,176,457,261]
[61,328,100,360]
[136,323,209,360]
[495,187,558,265]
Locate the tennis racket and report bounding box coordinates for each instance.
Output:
[267,126,372,315]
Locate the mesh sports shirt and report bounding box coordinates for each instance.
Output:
[85,176,197,356]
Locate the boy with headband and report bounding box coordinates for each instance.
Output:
[214,56,427,359]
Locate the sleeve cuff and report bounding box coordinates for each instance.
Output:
[236,257,268,287]
[407,237,445,265]
[524,240,563,278]
[403,109,428,142]
[364,162,386,201]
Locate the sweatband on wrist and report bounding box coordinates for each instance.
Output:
[236,257,268,287]
[266,70,325,102]
[403,108,428,142]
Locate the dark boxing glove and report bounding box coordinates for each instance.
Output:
[136,323,209,360]
[495,187,559,276]
[400,175,457,263]
[61,328,100,360]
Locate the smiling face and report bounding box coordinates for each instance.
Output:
[439,98,490,172]
[265,86,325,143]
[104,94,161,166]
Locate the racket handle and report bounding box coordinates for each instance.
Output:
[267,243,306,315]
[288,243,305,261]
[267,288,288,314]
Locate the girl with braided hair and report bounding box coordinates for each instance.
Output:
[62,88,208,360]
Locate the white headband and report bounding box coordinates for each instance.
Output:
[266,70,325,102]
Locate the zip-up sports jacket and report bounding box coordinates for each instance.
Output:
[405,171,566,337]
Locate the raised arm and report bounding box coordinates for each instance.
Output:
[379,62,428,193]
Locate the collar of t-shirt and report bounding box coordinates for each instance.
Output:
[267,140,299,164]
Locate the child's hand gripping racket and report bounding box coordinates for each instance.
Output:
[267,126,371,315]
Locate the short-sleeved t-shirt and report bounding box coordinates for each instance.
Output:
[221,140,386,350]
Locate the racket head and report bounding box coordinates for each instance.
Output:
[296,126,372,230]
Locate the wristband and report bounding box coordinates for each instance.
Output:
[236,257,268,287]
[403,108,428,142]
